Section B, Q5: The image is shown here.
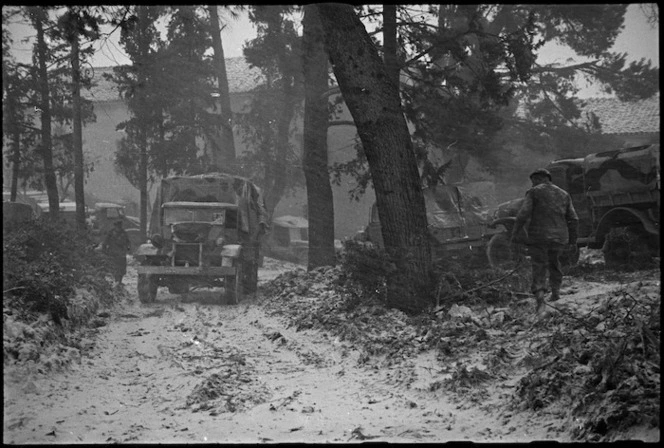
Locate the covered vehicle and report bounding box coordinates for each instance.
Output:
[487,143,660,267]
[356,182,500,262]
[2,188,42,232]
[89,202,142,251]
[262,215,309,265]
[134,173,267,304]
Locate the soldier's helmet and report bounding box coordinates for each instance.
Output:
[529,168,552,180]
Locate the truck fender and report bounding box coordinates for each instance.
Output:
[221,244,242,258]
[134,243,160,257]
[596,207,659,243]
[488,216,516,231]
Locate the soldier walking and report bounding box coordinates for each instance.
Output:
[103,220,131,287]
[512,168,579,314]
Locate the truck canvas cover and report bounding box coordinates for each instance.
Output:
[149,173,266,237]
[583,144,660,195]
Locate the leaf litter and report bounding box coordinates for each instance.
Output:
[259,256,660,442]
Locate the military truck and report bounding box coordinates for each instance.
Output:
[89,202,142,251]
[487,143,660,267]
[355,182,502,263]
[133,173,268,304]
[262,215,310,265]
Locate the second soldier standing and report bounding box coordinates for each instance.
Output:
[512,168,579,315]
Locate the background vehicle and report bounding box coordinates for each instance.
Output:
[133,173,267,304]
[355,182,501,264]
[262,215,309,265]
[89,202,143,251]
[487,144,660,267]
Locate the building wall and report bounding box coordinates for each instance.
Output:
[75,94,374,239]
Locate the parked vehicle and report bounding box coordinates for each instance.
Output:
[89,202,143,251]
[133,173,268,304]
[262,215,309,265]
[487,143,660,267]
[355,182,502,264]
[38,201,81,227]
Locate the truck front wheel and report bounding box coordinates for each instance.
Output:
[486,233,525,270]
[224,262,243,304]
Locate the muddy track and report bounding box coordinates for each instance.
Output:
[2,288,539,443]
[3,261,660,443]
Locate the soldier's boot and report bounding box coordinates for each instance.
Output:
[550,287,561,302]
[534,289,546,315]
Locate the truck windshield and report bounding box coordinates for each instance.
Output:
[164,208,226,225]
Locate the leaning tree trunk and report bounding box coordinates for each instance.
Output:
[316,4,432,313]
[302,5,336,269]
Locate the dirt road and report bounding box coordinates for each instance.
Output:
[3,258,660,443]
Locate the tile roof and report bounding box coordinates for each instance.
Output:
[579,95,660,135]
[84,57,264,102]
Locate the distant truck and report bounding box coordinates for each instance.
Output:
[89,202,143,251]
[355,182,502,263]
[487,144,660,266]
[262,215,310,265]
[133,173,268,304]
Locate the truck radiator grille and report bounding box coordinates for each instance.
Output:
[173,244,202,266]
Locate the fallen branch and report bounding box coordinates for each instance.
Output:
[432,262,523,314]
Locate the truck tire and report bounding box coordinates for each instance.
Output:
[138,274,158,303]
[603,226,652,266]
[225,262,243,304]
[486,233,524,270]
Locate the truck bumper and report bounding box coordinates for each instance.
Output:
[137,266,236,276]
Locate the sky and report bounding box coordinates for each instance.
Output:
[4,4,659,98]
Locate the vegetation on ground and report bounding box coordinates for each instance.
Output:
[260,244,660,442]
[3,219,121,370]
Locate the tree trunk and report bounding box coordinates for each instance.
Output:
[137,5,149,240]
[4,78,21,202]
[383,4,399,89]
[32,7,60,219]
[208,5,236,171]
[10,128,20,202]
[316,4,432,313]
[302,5,336,269]
[71,31,87,230]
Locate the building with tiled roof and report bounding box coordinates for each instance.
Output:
[578,95,660,146]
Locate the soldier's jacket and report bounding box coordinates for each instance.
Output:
[515,181,579,245]
[103,227,131,257]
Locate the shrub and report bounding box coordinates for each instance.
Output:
[3,217,114,323]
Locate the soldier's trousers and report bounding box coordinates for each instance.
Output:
[527,242,564,295]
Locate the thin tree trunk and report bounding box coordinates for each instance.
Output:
[208,5,236,171]
[4,80,21,202]
[302,5,336,269]
[137,5,149,240]
[71,31,86,230]
[32,7,60,219]
[10,128,20,202]
[316,3,432,313]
